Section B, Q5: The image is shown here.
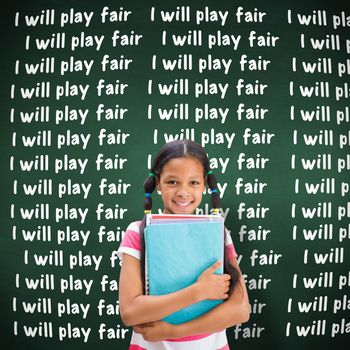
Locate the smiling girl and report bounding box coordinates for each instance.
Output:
[117,140,250,349]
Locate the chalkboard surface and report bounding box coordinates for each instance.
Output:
[1,0,349,349]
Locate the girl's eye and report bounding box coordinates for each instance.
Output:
[167,180,177,185]
[191,181,200,186]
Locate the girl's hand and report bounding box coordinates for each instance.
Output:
[134,321,175,342]
[197,261,231,300]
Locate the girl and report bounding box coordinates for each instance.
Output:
[117,140,250,349]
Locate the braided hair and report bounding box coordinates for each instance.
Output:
[139,140,240,293]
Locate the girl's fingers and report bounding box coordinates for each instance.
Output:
[203,261,222,275]
[208,261,222,273]
[223,273,231,281]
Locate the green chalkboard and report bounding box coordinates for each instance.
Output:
[1,0,349,349]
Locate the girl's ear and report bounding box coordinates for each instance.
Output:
[156,177,161,192]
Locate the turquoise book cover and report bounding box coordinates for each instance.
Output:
[145,216,224,324]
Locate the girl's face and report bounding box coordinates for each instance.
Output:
[157,157,206,215]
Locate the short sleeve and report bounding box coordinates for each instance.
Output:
[117,221,142,261]
[224,227,238,261]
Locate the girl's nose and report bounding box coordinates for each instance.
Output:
[176,185,190,197]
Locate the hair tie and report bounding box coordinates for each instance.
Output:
[149,172,155,177]
[145,193,152,197]
[207,170,213,176]
[211,188,218,193]
[213,208,220,213]
[144,210,151,214]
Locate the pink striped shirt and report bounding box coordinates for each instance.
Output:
[117,221,238,350]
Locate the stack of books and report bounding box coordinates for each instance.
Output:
[144,214,225,324]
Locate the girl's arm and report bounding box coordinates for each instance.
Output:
[175,258,250,336]
[134,258,250,341]
[119,253,231,326]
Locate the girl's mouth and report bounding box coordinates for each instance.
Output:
[173,201,192,207]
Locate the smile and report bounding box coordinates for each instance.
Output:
[174,201,192,207]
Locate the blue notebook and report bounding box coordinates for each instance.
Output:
[144,215,224,325]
